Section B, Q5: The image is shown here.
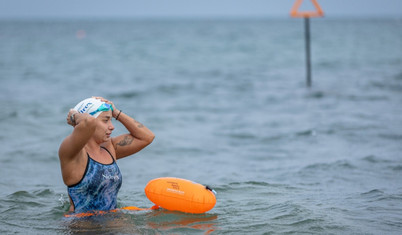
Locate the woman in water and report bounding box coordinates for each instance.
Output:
[58,97,155,213]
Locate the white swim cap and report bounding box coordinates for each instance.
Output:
[73,98,113,118]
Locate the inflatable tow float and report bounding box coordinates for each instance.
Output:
[145,177,217,214]
[65,177,216,218]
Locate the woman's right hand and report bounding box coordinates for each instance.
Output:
[67,109,79,127]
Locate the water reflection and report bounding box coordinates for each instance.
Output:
[62,212,138,234]
[146,210,218,234]
[61,209,218,234]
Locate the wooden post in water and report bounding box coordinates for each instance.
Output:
[304,17,311,87]
[290,0,324,87]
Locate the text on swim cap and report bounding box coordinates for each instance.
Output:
[79,102,93,113]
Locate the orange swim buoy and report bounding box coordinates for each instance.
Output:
[145,177,216,214]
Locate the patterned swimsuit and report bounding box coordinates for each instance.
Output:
[67,147,122,213]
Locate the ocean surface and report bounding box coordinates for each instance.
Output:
[1,18,402,234]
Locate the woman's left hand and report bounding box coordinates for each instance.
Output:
[92,96,119,118]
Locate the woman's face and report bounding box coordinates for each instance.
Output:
[94,110,114,143]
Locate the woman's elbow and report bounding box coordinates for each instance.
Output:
[149,133,156,143]
[145,133,155,145]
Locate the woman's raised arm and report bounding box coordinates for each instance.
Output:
[58,110,97,162]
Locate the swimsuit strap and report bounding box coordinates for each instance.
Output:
[101,146,115,162]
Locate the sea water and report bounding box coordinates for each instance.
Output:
[1,18,402,234]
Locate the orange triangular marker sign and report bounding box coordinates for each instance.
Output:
[290,0,324,18]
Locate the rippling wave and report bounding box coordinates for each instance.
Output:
[1,18,402,234]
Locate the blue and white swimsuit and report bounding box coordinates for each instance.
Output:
[67,147,122,213]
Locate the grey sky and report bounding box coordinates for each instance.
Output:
[0,0,401,19]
